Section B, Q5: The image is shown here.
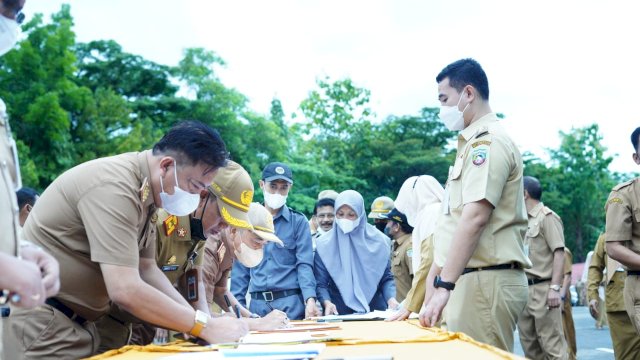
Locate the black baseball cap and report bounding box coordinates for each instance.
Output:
[381,208,408,225]
[262,162,293,184]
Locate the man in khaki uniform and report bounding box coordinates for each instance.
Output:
[97,160,257,350]
[381,208,414,302]
[517,176,567,359]
[561,248,577,360]
[368,196,394,233]
[421,58,531,352]
[605,126,640,336]
[7,121,249,359]
[588,233,640,359]
[203,202,289,332]
[0,3,61,356]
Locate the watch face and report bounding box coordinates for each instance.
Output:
[195,310,208,324]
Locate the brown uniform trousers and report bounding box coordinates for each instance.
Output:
[588,233,640,360]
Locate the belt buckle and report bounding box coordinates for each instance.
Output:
[262,291,274,302]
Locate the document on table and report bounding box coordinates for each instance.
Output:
[158,344,325,359]
[313,309,419,321]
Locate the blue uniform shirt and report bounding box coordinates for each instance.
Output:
[314,255,396,314]
[231,205,317,307]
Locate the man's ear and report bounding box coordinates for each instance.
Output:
[633,152,640,165]
[523,190,529,200]
[25,204,33,213]
[159,157,175,177]
[258,179,265,189]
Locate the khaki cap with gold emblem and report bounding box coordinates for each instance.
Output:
[367,196,394,219]
[317,189,339,201]
[248,202,284,246]
[209,160,254,230]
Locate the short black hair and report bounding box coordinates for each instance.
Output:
[436,58,490,101]
[152,121,229,169]
[523,176,542,201]
[16,187,39,209]
[631,127,640,152]
[314,198,335,215]
[391,220,413,234]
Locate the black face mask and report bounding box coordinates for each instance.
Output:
[190,194,210,241]
[375,220,387,233]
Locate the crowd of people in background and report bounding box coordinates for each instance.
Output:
[2,2,640,358]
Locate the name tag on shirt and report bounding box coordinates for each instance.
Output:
[162,265,179,272]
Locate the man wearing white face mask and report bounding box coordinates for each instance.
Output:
[7,121,250,359]
[0,1,61,358]
[420,59,531,352]
[231,162,320,320]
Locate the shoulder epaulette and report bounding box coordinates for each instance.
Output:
[612,178,636,191]
[474,125,490,139]
[289,208,307,217]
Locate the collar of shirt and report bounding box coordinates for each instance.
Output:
[528,201,544,218]
[137,150,156,209]
[394,233,411,247]
[273,204,292,223]
[459,112,498,142]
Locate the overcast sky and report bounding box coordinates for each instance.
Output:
[25,0,640,174]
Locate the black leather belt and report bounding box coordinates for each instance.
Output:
[628,270,640,276]
[462,262,521,275]
[46,298,87,325]
[528,277,551,285]
[250,289,301,302]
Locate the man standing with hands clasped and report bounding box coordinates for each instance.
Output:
[420,58,530,352]
[517,176,567,359]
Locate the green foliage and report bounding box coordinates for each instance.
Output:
[0,5,626,263]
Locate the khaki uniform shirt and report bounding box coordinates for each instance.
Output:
[605,178,640,259]
[23,151,157,320]
[202,233,234,304]
[434,113,531,269]
[564,248,573,276]
[155,209,206,286]
[0,115,20,256]
[524,202,565,279]
[405,234,434,313]
[391,233,413,302]
[588,233,626,312]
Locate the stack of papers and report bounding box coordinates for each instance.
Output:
[313,309,419,322]
[158,344,325,360]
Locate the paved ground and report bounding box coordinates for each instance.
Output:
[513,305,615,359]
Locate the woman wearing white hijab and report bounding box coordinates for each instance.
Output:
[387,176,444,321]
[315,190,399,315]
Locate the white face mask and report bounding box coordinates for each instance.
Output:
[263,190,287,209]
[234,241,263,267]
[336,218,356,234]
[0,15,20,56]
[159,161,201,216]
[438,90,469,131]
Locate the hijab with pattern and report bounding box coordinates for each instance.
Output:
[393,176,444,271]
[315,190,391,313]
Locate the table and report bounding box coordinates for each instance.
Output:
[89,320,526,360]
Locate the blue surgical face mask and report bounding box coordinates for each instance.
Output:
[159,161,201,216]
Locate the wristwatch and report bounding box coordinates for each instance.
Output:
[433,275,456,291]
[549,284,561,292]
[189,310,208,337]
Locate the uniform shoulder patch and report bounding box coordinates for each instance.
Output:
[612,179,636,191]
[471,143,490,167]
[607,197,624,205]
